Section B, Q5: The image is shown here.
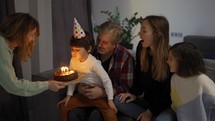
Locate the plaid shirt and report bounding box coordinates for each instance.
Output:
[93,45,134,95]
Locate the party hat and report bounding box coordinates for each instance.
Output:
[73,18,86,39]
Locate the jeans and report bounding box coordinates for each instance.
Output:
[114,95,177,121]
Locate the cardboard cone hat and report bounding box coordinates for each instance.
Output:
[73,18,86,39]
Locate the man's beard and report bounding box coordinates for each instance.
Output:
[97,47,106,55]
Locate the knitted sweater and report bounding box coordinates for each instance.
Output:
[171,74,215,121]
[0,36,48,96]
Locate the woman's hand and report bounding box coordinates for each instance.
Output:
[78,83,106,99]
[137,109,152,121]
[48,80,65,92]
[118,92,136,103]
[108,100,117,113]
[57,95,71,107]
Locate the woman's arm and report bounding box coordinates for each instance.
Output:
[0,48,64,96]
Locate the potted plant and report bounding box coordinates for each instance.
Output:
[94,7,143,49]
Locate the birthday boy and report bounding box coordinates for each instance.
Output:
[58,18,118,121]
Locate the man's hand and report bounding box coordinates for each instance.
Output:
[57,95,71,107]
[78,83,106,99]
[118,92,136,103]
[108,100,117,113]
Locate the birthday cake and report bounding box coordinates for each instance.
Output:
[54,67,78,82]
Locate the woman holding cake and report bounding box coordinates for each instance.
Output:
[58,18,118,121]
[0,13,65,96]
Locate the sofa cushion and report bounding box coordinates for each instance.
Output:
[204,59,215,82]
[184,35,215,59]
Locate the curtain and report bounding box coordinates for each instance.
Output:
[52,0,93,68]
[0,0,15,23]
[0,1,29,121]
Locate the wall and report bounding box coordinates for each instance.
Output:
[91,0,215,49]
[37,0,53,73]
[14,0,53,80]
[14,0,31,80]
[15,0,215,79]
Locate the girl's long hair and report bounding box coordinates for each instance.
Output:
[169,42,206,77]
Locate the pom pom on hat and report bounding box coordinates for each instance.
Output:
[73,18,86,39]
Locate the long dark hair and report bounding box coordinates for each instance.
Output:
[169,42,206,77]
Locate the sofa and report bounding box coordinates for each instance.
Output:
[184,35,215,81]
[25,35,215,121]
[5,35,215,121]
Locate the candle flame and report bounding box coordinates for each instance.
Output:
[60,66,74,76]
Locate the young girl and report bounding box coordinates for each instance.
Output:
[58,19,117,121]
[167,42,215,121]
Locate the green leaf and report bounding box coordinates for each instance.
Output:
[94,6,142,44]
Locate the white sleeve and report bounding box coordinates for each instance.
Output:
[67,84,76,96]
[93,60,114,100]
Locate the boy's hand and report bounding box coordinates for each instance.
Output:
[57,95,71,107]
[108,100,117,113]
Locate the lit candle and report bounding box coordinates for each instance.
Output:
[60,66,74,76]
[61,66,69,75]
